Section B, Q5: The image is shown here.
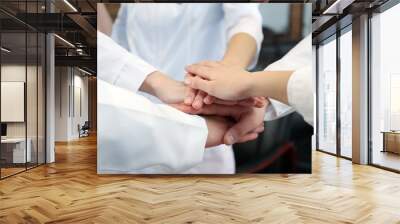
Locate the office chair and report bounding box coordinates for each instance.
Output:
[79,121,90,138]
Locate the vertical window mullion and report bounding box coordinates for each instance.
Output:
[25,0,28,171]
[337,29,341,157]
[316,44,320,150]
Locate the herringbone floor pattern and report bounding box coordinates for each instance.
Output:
[1,135,400,223]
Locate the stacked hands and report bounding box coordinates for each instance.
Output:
[143,61,268,148]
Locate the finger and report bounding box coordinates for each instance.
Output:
[192,90,207,110]
[185,76,214,94]
[224,120,264,145]
[236,97,266,108]
[196,104,249,117]
[185,65,212,80]
[170,104,200,114]
[236,133,259,143]
[254,97,267,108]
[184,88,197,105]
[251,125,265,134]
[237,98,256,107]
[254,100,265,108]
[204,95,214,105]
[213,98,238,106]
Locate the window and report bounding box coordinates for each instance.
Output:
[370,2,400,171]
[339,29,352,158]
[317,36,337,154]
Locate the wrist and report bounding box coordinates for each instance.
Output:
[140,71,164,97]
[242,71,257,98]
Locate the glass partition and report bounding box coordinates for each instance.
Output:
[38,32,45,165]
[0,1,46,179]
[1,31,28,177]
[27,31,38,169]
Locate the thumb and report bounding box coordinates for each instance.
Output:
[224,120,262,145]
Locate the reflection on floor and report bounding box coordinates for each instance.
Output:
[0,135,400,223]
[0,167,25,177]
[373,150,400,171]
[0,162,44,178]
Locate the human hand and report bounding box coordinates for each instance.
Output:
[139,71,243,109]
[140,71,192,104]
[172,100,268,145]
[224,103,267,145]
[184,61,254,101]
[204,116,232,148]
[203,115,263,147]
[184,73,265,109]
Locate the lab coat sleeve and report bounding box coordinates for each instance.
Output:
[98,80,208,174]
[287,66,313,126]
[263,34,314,126]
[97,31,157,92]
[223,3,263,68]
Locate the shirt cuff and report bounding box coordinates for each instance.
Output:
[114,53,158,93]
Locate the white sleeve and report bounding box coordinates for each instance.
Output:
[263,34,313,126]
[97,80,208,174]
[287,66,313,126]
[97,31,157,92]
[223,3,263,68]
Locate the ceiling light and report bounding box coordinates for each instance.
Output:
[1,47,11,53]
[63,0,78,12]
[54,34,75,48]
[78,67,92,76]
[323,0,354,15]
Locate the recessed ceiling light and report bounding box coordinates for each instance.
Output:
[63,0,78,12]
[1,47,11,53]
[78,67,92,76]
[54,34,75,48]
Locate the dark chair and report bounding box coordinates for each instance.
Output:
[79,121,90,138]
[233,111,313,174]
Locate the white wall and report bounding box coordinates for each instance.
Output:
[1,65,38,138]
[55,67,89,141]
[1,63,46,164]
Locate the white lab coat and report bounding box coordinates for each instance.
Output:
[111,3,263,174]
[97,32,209,174]
[264,34,314,126]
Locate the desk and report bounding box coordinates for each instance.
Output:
[382,131,400,154]
[1,138,31,163]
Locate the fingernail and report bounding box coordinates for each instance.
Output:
[226,134,235,145]
[184,78,191,85]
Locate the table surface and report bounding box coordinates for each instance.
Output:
[381,131,400,134]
